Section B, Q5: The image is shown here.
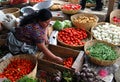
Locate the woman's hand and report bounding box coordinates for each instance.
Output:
[54,56,63,65]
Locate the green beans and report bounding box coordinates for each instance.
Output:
[87,43,118,60]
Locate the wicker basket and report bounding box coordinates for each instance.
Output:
[0,1,10,5]
[61,9,80,14]
[0,54,38,79]
[57,29,92,50]
[91,22,120,46]
[110,9,120,26]
[84,40,120,66]
[2,8,20,18]
[71,13,99,31]
[86,3,96,8]
[61,4,81,14]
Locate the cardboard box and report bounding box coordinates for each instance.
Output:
[37,44,84,72]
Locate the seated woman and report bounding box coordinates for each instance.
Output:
[7,9,63,64]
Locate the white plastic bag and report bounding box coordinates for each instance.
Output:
[2,14,17,30]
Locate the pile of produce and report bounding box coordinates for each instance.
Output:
[61,4,81,14]
[72,15,97,24]
[92,23,120,45]
[71,13,98,30]
[87,42,118,60]
[53,20,72,31]
[79,64,104,82]
[58,28,88,46]
[63,57,73,68]
[0,58,35,82]
[112,16,120,23]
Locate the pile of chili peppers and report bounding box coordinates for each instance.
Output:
[0,58,35,82]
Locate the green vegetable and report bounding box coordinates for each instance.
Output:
[63,20,72,28]
[62,71,72,82]
[87,43,118,60]
[3,79,11,82]
[53,20,65,31]
[17,76,38,82]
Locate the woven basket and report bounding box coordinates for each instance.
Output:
[57,30,92,49]
[71,13,99,31]
[110,9,120,26]
[0,1,10,5]
[2,8,20,18]
[61,8,80,14]
[91,22,120,46]
[86,3,96,8]
[0,54,38,79]
[61,4,81,14]
[84,40,120,66]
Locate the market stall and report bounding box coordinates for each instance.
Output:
[0,0,120,82]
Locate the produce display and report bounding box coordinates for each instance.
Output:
[50,3,61,11]
[0,58,35,82]
[92,23,120,45]
[73,15,96,23]
[53,20,72,31]
[87,42,118,60]
[71,13,98,30]
[112,16,120,24]
[58,28,88,47]
[0,0,119,81]
[61,4,81,14]
[63,57,73,68]
[79,64,104,82]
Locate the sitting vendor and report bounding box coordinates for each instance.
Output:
[7,9,63,64]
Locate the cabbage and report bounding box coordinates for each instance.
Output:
[63,20,72,28]
[53,20,65,31]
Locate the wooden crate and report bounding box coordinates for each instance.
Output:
[37,44,84,72]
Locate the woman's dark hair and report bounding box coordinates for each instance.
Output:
[19,9,52,27]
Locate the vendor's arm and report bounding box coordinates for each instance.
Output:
[44,27,49,44]
[36,42,63,64]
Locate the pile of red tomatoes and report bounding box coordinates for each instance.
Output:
[58,28,88,46]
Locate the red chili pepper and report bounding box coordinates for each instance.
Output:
[0,58,35,82]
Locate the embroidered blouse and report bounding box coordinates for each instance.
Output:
[14,23,45,45]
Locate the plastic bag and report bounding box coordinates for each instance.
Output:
[2,14,17,30]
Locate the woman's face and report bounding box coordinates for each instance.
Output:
[39,19,51,28]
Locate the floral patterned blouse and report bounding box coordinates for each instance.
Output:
[14,23,45,45]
